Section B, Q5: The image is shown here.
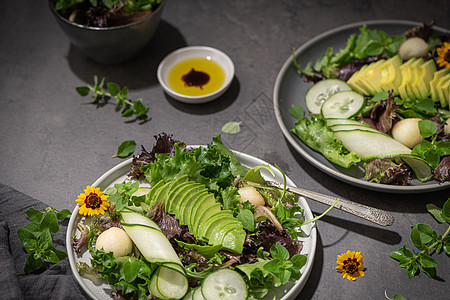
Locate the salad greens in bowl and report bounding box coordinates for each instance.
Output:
[67,133,317,299]
[273,20,450,193]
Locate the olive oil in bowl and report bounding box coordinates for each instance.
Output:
[168,57,225,97]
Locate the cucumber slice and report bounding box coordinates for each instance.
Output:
[321,91,365,119]
[201,268,247,300]
[325,118,366,126]
[333,129,412,161]
[329,124,379,133]
[305,79,352,115]
[120,209,189,299]
[156,264,189,299]
[192,287,205,300]
[305,79,352,114]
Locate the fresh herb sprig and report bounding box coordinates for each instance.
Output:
[389,197,450,279]
[412,120,450,169]
[105,181,142,211]
[17,207,72,273]
[76,76,149,121]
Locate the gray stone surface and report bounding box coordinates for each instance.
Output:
[0,0,449,299]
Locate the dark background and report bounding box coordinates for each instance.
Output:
[1,0,449,299]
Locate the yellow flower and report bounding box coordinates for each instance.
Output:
[76,185,109,216]
[336,250,365,281]
[436,42,450,69]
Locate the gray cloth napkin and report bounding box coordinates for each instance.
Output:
[0,183,89,300]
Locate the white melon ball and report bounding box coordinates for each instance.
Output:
[238,186,265,206]
[398,37,429,60]
[444,118,450,135]
[96,227,133,258]
[391,118,424,148]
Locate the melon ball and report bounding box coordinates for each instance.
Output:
[238,186,265,206]
[444,118,450,135]
[96,227,133,258]
[391,118,424,148]
[398,37,429,60]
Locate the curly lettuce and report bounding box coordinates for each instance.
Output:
[291,116,360,168]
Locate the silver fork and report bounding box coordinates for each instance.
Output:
[266,181,395,226]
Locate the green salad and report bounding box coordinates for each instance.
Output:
[290,22,450,185]
[72,134,325,300]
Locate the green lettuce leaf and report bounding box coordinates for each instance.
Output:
[291,116,360,168]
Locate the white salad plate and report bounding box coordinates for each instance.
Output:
[273,19,450,194]
[66,149,317,300]
[157,46,235,104]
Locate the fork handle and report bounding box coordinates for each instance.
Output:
[268,182,394,226]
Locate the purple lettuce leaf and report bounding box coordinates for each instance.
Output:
[364,158,412,185]
[432,156,450,182]
[128,133,186,180]
[363,92,399,133]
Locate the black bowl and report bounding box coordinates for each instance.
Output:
[49,0,166,64]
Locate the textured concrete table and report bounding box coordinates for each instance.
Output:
[1,0,449,299]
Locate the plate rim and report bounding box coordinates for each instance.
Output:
[273,19,450,194]
[66,148,317,300]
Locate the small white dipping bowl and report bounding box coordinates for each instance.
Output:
[157,46,235,104]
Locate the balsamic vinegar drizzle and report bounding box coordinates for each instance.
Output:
[182,68,210,89]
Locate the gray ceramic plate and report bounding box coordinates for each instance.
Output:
[273,20,450,194]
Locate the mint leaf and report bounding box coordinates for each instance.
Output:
[418,120,437,138]
[25,207,44,224]
[56,209,72,220]
[270,243,290,262]
[41,211,59,233]
[24,254,43,273]
[76,86,91,97]
[107,82,120,96]
[114,140,136,158]
[236,209,255,231]
[442,198,450,221]
[426,203,446,223]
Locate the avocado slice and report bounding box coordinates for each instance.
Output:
[170,183,204,216]
[194,203,222,238]
[348,65,372,95]
[357,64,378,95]
[204,216,239,242]
[155,175,189,207]
[361,59,385,94]
[409,58,426,99]
[430,68,450,104]
[438,73,450,108]
[221,228,247,254]
[166,181,197,214]
[189,194,216,235]
[398,58,416,100]
[145,179,164,205]
[149,181,172,207]
[177,189,208,225]
[183,192,211,231]
[418,59,437,98]
[197,210,234,240]
[209,221,243,246]
[379,55,402,94]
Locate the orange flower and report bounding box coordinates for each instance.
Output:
[76,185,109,216]
[436,42,450,69]
[336,250,365,280]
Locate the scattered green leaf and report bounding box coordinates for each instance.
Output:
[113,140,136,158]
[222,121,242,134]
